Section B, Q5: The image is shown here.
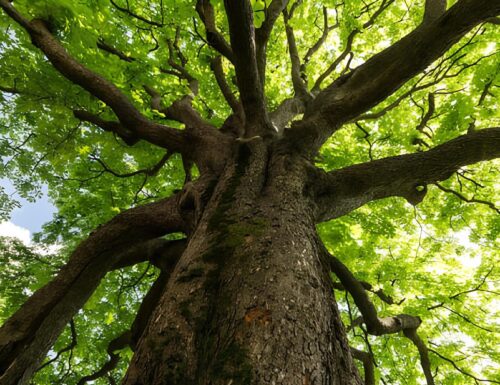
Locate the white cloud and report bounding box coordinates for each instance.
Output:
[0,221,31,245]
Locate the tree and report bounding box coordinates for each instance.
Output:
[0,0,499,383]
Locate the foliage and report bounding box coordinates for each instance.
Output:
[0,0,499,384]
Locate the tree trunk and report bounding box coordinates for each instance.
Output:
[123,141,361,385]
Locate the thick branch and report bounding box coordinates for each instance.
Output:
[423,0,447,24]
[283,9,312,100]
[78,237,183,384]
[0,195,184,385]
[111,238,186,271]
[78,242,182,384]
[313,128,500,222]
[403,329,434,385]
[210,56,242,116]
[286,0,500,153]
[255,0,289,83]
[0,0,186,152]
[195,0,234,63]
[269,97,305,132]
[223,0,272,137]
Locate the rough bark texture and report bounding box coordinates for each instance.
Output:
[122,142,361,385]
[1,0,500,384]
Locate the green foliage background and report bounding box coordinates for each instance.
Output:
[0,0,499,384]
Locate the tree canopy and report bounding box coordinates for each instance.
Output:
[0,0,499,384]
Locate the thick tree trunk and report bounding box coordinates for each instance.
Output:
[123,141,361,385]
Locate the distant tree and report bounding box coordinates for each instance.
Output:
[0,0,499,384]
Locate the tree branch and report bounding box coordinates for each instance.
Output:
[73,110,139,146]
[77,236,184,385]
[429,348,500,383]
[269,97,305,132]
[286,0,500,154]
[209,56,242,116]
[312,0,394,93]
[350,347,375,385]
[329,254,422,336]
[332,280,399,305]
[195,0,234,63]
[283,9,312,100]
[77,331,131,385]
[326,251,434,385]
[302,6,338,85]
[97,38,136,62]
[423,0,447,24]
[223,0,273,137]
[255,0,290,83]
[0,194,184,385]
[36,320,77,372]
[434,182,500,213]
[89,151,172,179]
[0,0,186,153]
[313,128,500,222]
[109,0,164,27]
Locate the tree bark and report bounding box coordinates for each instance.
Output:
[122,141,361,385]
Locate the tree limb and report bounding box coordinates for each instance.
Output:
[329,255,422,336]
[269,97,305,132]
[223,0,274,137]
[0,194,184,385]
[326,251,434,385]
[73,110,139,146]
[255,0,290,83]
[97,38,136,62]
[313,128,500,222]
[283,9,312,100]
[423,0,447,24]
[332,280,399,305]
[350,347,375,385]
[209,56,242,116]
[286,0,500,154]
[195,0,234,63]
[0,0,186,153]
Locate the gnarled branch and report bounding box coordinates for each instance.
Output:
[0,194,184,385]
[286,0,500,154]
[313,128,500,222]
[0,0,186,153]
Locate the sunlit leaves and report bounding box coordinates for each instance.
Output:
[0,0,499,383]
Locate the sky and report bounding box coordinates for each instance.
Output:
[0,178,56,243]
